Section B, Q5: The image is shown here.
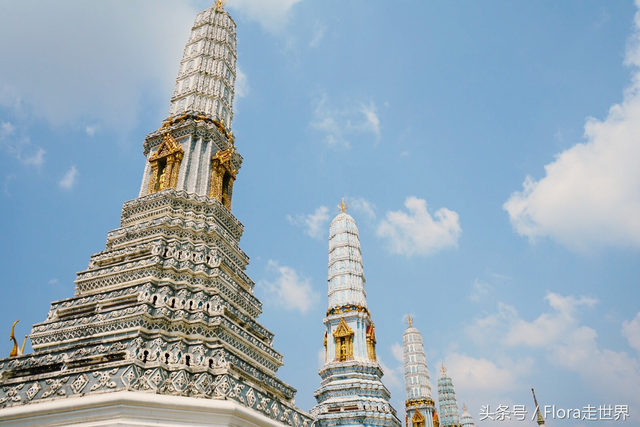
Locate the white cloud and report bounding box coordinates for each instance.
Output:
[623,312,640,353]
[378,358,403,390]
[505,293,597,348]
[360,102,381,140]
[377,197,461,256]
[311,94,382,148]
[85,125,100,137]
[468,292,640,406]
[309,24,326,48]
[228,0,304,33]
[441,353,532,392]
[59,165,78,190]
[48,279,59,285]
[235,66,250,98]
[287,206,330,240]
[504,5,640,253]
[0,122,45,166]
[469,279,493,302]
[0,1,198,132]
[391,342,404,364]
[257,260,319,314]
[349,197,376,220]
[318,348,326,368]
[3,174,15,196]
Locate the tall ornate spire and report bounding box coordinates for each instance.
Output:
[326,207,367,309]
[0,4,312,426]
[437,366,461,427]
[312,205,400,427]
[168,2,237,127]
[403,320,436,427]
[139,3,242,207]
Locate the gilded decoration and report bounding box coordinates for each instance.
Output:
[366,324,377,362]
[332,318,354,362]
[326,304,369,317]
[323,332,328,364]
[406,397,435,408]
[147,131,184,194]
[9,320,27,358]
[412,410,425,427]
[208,146,237,210]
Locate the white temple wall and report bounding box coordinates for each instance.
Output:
[0,391,292,427]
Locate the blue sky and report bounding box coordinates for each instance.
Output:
[1,0,640,425]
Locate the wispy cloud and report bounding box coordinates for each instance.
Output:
[469,279,493,302]
[311,94,382,148]
[467,292,640,407]
[391,342,404,363]
[228,0,304,33]
[257,260,319,314]
[309,23,326,48]
[85,125,100,137]
[59,166,78,190]
[287,205,330,240]
[235,66,250,98]
[0,2,199,132]
[0,121,45,166]
[442,353,533,393]
[349,197,376,220]
[623,312,640,353]
[3,174,16,196]
[377,197,461,256]
[504,4,640,253]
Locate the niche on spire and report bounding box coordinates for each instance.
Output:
[147,132,184,194]
[208,146,236,210]
[412,410,425,427]
[332,318,354,362]
[323,331,328,363]
[366,324,377,362]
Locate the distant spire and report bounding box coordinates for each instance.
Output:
[460,403,476,427]
[403,323,435,427]
[437,365,461,427]
[531,388,546,426]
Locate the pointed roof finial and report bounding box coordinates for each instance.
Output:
[216,0,227,10]
[406,314,413,328]
[532,388,545,425]
[441,364,447,374]
[338,197,349,214]
[463,403,468,412]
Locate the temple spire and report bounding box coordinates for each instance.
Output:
[312,207,400,427]
[403,320,436,427]
[326,203,367,309]
[437,366,461,427]
[532,388,546,426]
[168,1,238,127]
[459,404,475,427]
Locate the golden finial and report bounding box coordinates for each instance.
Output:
[441,364,447,374]
[338,197,349,214]
[9,320,27,358]
[463,404,467,412]
[216,0,228,10]
[406,314,413,328]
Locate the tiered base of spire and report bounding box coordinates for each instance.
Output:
[0,189,312,427]
[312,361,400,427]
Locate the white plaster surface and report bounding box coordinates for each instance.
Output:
[0,391,290,427]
